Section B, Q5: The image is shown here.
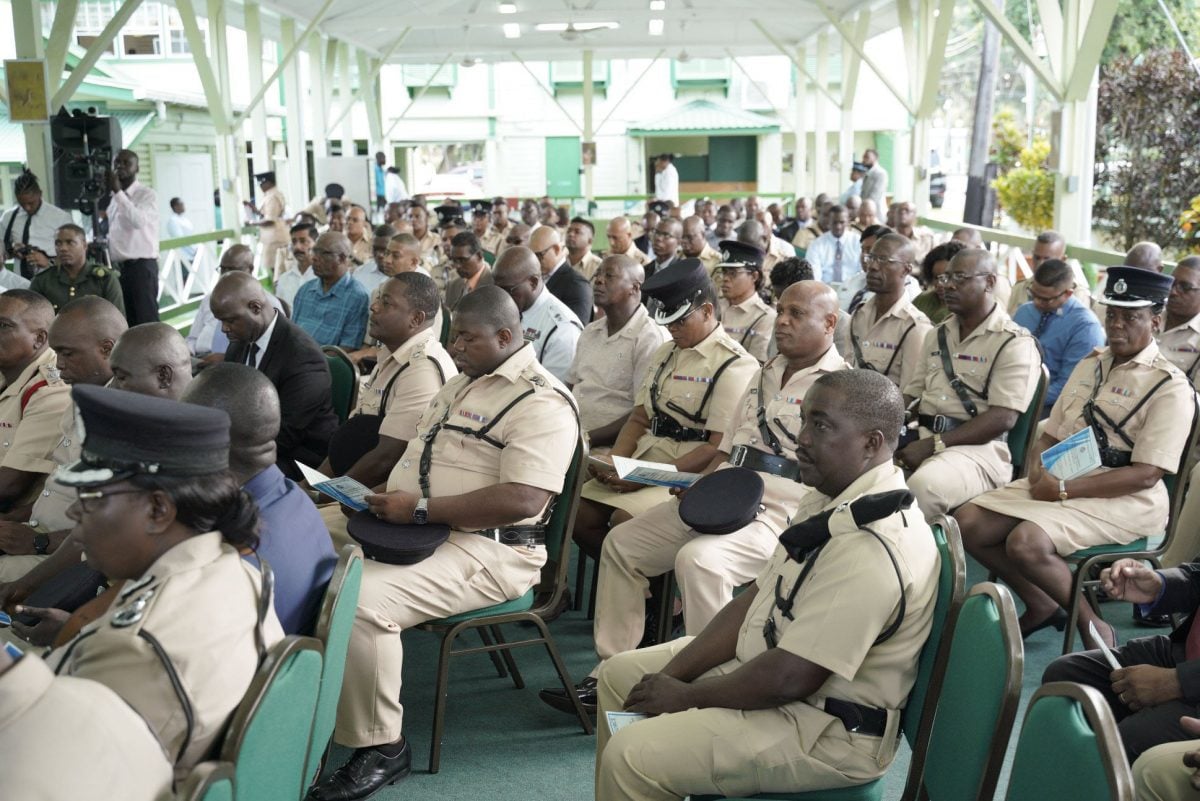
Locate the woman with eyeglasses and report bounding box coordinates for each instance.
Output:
[12,384,283,772]
[911,239,967,325]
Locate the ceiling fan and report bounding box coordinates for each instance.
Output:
[534,21,620,40]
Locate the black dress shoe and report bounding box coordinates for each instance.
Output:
[307,740,412,801]
[539,676,597,716]
[1020,607,1068,640]
[1133,605,1173,628]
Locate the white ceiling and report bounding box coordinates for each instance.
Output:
[253,0,895,64]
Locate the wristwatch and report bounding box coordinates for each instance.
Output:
[932,433,946,455]
[33,533,49,555]
[412,497,429,525]
[1058,479,1069,503]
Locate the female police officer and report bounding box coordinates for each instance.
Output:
[15,383,283,771]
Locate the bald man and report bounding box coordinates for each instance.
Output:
[291,231,371,349]
[1127,241,1164,273]
[542,281,850,717]
[212,271,338,481]
[568,255,668,444]
[108,322,193,399]
[532,225,593,323]
[681,216,721,279]
[0,297,125,580]
[849,234,933,390]
[493,247,582,383]
[0,291,69,521]
[607,216,653,267]
[897,248,1042,518]
[187,243,284,361]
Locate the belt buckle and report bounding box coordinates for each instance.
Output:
[649,416,662,437]
[730,445,748,467]
[931,414,949,434]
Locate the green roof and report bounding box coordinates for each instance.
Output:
[627,99,779,137]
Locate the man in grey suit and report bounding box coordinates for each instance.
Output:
[860,148,889,212]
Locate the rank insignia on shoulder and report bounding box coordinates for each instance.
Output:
[112,589,156,628]
[92,267,108,278]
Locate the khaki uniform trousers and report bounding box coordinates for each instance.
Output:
[593,498,778,669]
[596,639,895,800]
[320,502,355,551]
[333,533,544,747]
[907,444,1011,518]
[0,553,46,583]
[1133,740,1200,801]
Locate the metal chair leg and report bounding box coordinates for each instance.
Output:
[490,625,524,689]
[573,550,587,611]
[476,627,507,678]
[429,624,464,774]
[587,559,599,620]
[529,614,594,735]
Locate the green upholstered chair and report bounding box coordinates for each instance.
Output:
[691,515,970,801]
[1009,365,1049,479]
[322,346,359,423]
[220,636,324,801]
[304,545,364,789]
[1061,397,1200,653]
[177,762,234,801]
[1003,682,1133,801]
[417,436,592,774]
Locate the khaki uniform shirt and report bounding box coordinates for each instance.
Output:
[719,294,777,363]
[349,236,372,266]
[0,349,70,505]
[28,262,125,314]
[384,343,579,563]
[631,326,758,459]
[903,304,1041,464]
[355,327,457,443]
[849,295,933,390]
[791,223,821,254]
[696,244,722,280]
[258,187,287,241]
[568,304,668,434]
[480,227,505,256]
[46,532,284,770]
[614,241,653,267]
[719,346,848,533]
[28,403,80,533]
[738,463,939,717]
[1157,312,1200,385]
[569,250,603,281]
[0,656,174,799]
[416,231,441,276]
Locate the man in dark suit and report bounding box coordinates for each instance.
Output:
[529,225,592,323]
[1044,557,1200,760]
[210,271,338,481]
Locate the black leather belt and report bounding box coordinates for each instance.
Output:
[1100,448,1133,468]
[650,414,709,443]
[823,698,889,737]
[475,526,545,547]
[729,445,800,481]
[917,414,967,434]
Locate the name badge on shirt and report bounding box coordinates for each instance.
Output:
[522,327,540,342]
[955,353,988,363]
[672,374,715,383]
[1109,387,1135,398]
[458,409,489,423]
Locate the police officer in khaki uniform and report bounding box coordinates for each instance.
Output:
[318,273,456,542]
[850,233,933,390]
[542,281,847,716]
[1158,256,1200,384]
[310,286,580,801]
[680,215,722,279]
[594,370,940,800]
[0,297,126,582]
[958,267,1193,649]
[408,205,442,276]
[607,216,654,267]
[22,384,283,772]
[247,171,289,277]
[0,291,70,519]
[716,241,777,363]
[1133,735,1200,801]
[573,260,758,560]
[0,649,173,799]
[28,224,124,315]
[897,248,1041,518]
[472,199,504,257]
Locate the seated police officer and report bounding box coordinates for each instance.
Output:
[309,286,579,801]
[572,259,758,562]
[543,280,847,715]
[593,369,940,800]
[14,384,283,771]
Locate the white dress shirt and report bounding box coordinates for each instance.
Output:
[107,180,160,261]
[521,288,583,384]
[166,212,196,260]
[275,261,318,308]
[806,231,862,284]
[0,201,73,263]
[245,309,280,369]
[385,172,408,203]
[188,290,283,356]
[654,163,680,205]
[353,260,388,297]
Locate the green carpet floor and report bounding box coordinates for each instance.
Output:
[326,553,1149,801]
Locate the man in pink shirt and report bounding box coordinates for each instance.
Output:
[105,150,160,324]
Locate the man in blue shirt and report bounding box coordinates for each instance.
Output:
[292,231,370,350]
[1013,258,1105,416]
[183,362,337,635]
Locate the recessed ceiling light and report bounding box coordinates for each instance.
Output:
[650,0,666,10]
[499,2,517,13]
[648,18,664,36]
[503,22,521,38]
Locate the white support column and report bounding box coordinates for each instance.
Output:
[814,33,829,198]
[358,51,384,151]
[10,0,51,199]
[45,0,78,87]
[309,34,329,159]
[839,12,868,188]
[794,46,809,197]
[205,0,242,233]
[281,19,309,204]
[243,1,271,178]
[582,49,595,206]
[339,42,355,155]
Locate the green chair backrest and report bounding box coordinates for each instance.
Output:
[178,762,235,801]
[323,351,356,423]
[543,438,586,565]
[305,545,364,787]
[1008,365,1048,478]
[900,516,966,747]
[221,636,324,801]
[1004,683,1133,801]
[921,584,1023,801]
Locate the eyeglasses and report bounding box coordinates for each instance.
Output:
[934,272,989,287]
[864,255,911,267]
[1172,282,1200,294]
[76,487,148,514]
[665,305,700,329]
[652,230,678,239]
[533,246,555,260]
[449,255,475,264]
[1028,287,1070,303]
[311,248,341,260]
[495,282,523,297]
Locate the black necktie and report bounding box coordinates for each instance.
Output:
[245,343,260,368]
[18,209,32,274]
[1034,312,1053,337]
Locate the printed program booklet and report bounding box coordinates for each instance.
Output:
[1040,427,1102,481]
[610,456,702,489]
[296,462,373,512]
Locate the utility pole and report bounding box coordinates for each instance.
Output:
[964,0,1001,225]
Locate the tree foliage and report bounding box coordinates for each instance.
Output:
[1102,0,1200,64]
[993,138,1055,233]
[1094,50,1200,252]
